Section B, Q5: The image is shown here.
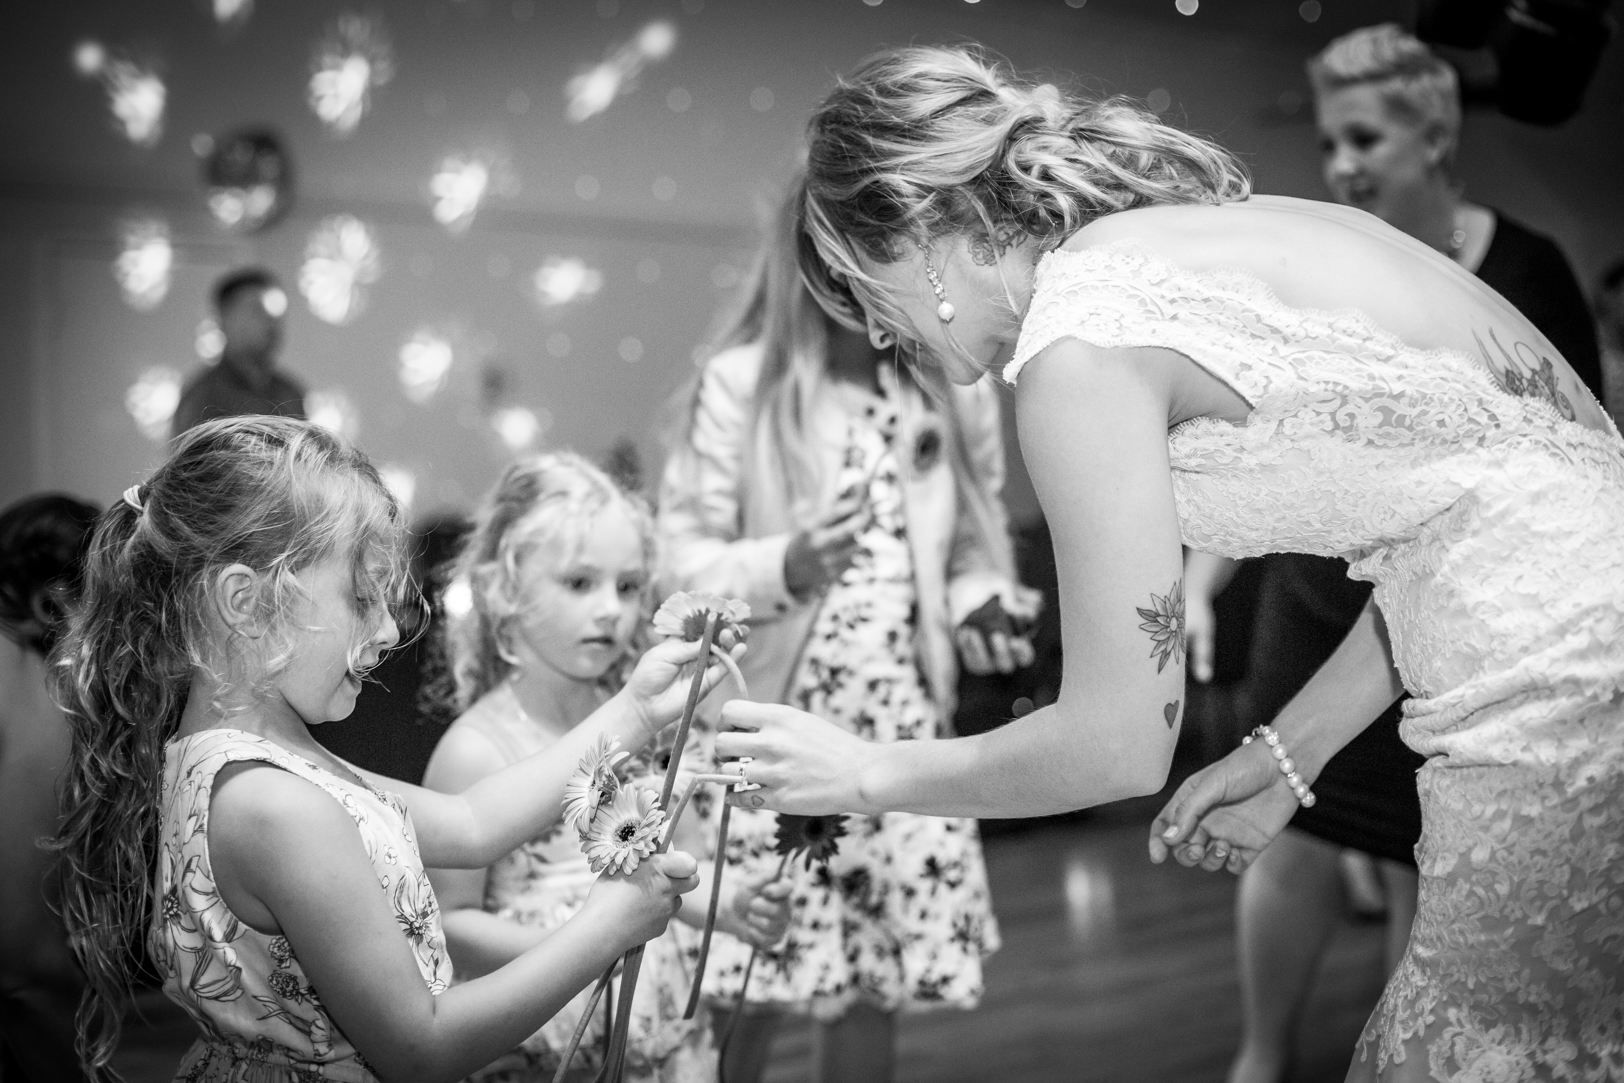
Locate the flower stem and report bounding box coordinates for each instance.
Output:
[660,774,742,852]
[657,611,720,812]
[552,962,614,1083]
[710,641,749,702]
[682,788,734,1020]
[602,945,644,1083]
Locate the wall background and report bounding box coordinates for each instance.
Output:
[2,0,1620,523]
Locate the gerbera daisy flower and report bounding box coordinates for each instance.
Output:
[772,813,848,870]
[582,786,665,875]
[652,591,751,649]
[563,734,629,836]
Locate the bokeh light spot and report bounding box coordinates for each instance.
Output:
[308,13,394,136]
[399,330,454,404]
[533,257,604,307]
[125,366,182,442]
[666,86,692,112]
[1175,0,1198,13]
[114,219,172,310]
[299,215,381,325]
[651,175,677,201]
[431,154,490,232]
[565,20,678,123]
[575,174,601,200]
[749,86,774,112]
[1147,87,1172,113]
[305,388,359,439]
[1298,0,1322,21]
[618,336,643,363]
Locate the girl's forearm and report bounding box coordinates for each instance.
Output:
[397,906,629,1083]
[440,908,549,981]
[458,693,650,866]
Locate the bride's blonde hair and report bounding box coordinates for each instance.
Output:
[800,44,1250,345]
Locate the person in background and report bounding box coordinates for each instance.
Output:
[0,493,99,1082]
[1182,25,1609,1083]
[659,176,1035,1083]
[173,267,306,435]
[1597,258,1624,428]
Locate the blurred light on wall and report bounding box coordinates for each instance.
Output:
[306,388,359,439]
[532,256,603,307]
[308,13,394,136]
[565,20,678,123]
[300,214,381,324]
[125,366,182,442]
[492,405,549,450]
[399,329,455,404]
[430,154,490,232]
[442,575,474,620]
[195,317,224,361]
[1146,87,1172,113]
[75,42,166,147]
[378,464,417,511]
[114,219,173,310]
[1175,0,1198,13]
[213,0,254,25]
[618,336,643,363]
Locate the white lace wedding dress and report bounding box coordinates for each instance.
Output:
[1008,241,1624,1082]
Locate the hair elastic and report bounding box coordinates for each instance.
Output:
[122,486,144,513]
[916,242,956,323]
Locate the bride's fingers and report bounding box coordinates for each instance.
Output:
[1226,849,1250,876]
[1198,840,1231,872]
[1174,825,1211,867]
[1158,768,1230,850]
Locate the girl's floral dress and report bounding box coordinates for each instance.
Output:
[704,384,1000,1020]
[443,686,715,1083]
[151,729,452,1082]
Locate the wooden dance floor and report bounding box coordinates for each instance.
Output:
[112,806,1389,1083]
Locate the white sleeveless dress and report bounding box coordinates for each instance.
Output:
[151,729,452,1082]
[1008,241,1624,1083]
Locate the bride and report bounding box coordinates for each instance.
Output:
[713,43,1624,1081]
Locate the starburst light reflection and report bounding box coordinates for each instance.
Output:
[430,155,490,232]
[114,219,173,310]
[75,43,166,147]
[299,215,381,325]
[532,257,603,308]
[565,19,677,123]
[125,366,182,442]
[308,13,394,136]
[305,389,359,440]
[492,405,549,450]
[399,330,455,404]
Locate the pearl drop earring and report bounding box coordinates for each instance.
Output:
[917,242,956,324]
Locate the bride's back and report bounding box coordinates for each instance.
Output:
[1068,195,1611,435]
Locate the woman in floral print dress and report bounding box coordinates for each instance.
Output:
[659,180,1037,1083]
[49,417,726,1082]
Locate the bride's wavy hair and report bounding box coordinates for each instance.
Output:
[800,44,1251,353]
[49,415,414,1077]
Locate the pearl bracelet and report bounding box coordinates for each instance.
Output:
[1241,725,1317,808]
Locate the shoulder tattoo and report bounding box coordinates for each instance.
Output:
[1473,327,1576,421]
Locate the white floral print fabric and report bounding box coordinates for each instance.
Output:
[152,729,451,1083]
[704,386,1000,1020]
[1010,241,1624,1082]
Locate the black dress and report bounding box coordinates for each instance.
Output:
[1244,210,1603,866]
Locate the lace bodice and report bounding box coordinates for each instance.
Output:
[1009,241,1624,1080]
[1009,241,1624,768]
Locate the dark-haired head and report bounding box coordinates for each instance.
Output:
[0,493,101,656]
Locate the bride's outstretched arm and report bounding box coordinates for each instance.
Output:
[1148,596,1405,873]
[717,340,1190,818]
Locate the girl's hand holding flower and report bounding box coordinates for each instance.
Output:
[583,850,702,950]
[618,636,743,742]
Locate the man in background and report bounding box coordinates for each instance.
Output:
[173,267,305,435]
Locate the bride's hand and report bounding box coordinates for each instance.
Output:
[1148,739,1302,874]
[712,702,872,815]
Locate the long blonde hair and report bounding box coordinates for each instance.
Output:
[51,416,412,1077]
[443,452,655,711]
[669,171,1013,575]
[800,44,1251,355]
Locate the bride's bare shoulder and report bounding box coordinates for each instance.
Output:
[1059,195,1384,268]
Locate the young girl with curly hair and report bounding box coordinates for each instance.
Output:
[423,453,789,1083]
[52,416,723,1083]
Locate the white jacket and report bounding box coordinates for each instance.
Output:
[656,342,1022,718]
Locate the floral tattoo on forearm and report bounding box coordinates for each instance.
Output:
[1137,578,1186,674]
[1474,327,1575,421]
